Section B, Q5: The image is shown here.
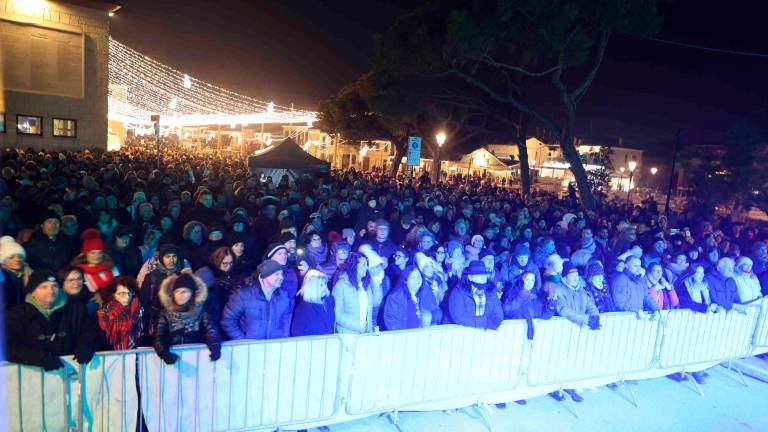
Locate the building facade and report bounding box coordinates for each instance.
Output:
[0,0,116,151]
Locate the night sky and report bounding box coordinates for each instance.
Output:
[111,0,768,154]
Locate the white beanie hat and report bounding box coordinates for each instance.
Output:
[0,236,25,263]
[358,244,385,268]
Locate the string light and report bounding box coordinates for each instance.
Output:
[108,38,317,126]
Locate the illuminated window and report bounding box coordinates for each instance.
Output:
[16,115,43,135]
[53,118,77,137]
[0,113,5,133]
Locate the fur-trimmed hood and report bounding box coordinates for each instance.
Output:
[158,268,208,312]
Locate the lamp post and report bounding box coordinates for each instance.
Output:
[650,166,658,197]
[626,160,637,211]
[435,132,446,184]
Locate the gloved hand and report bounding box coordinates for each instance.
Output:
[161,352,178,365]
[209,345,221,362]
[588,315,601,330]
[74,346,95,365]
[42,353,63,371]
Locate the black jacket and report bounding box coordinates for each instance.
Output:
[153,270,221,357]
[2,268,26,310]
[4,294,102,367]
[108,244,143,277]
[290,296,336,337]
[24,232,73,272]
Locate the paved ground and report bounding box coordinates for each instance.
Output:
[320,363,768,432]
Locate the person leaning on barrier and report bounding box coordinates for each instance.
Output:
[221,260,293,340]
[553,261,601,330]
[677,264,722,314]
[733,257,763,304]
[383,265,437,331]
[502,271,553,340]
[612,256,660,320]
[153,269,221,365]
[706,257,748,315]
[447,260,503,330]
[583,261,616,313]
[4,269,101,371]
[290,270,335,337]
[97,275,149,350]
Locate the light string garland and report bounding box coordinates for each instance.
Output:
[108,38,317,127]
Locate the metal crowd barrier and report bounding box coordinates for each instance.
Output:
[657,305,760,369]
[5,299,768,432]
[345,321,527,416]
[526,313,660,386]
[138,336,343,432]
[753,297,768,353]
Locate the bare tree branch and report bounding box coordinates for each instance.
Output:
[572,31,610,103]
[473,54,561,77]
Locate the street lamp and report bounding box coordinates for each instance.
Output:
[626,160,637,211]
[435,132,446,183]
[650,167,658,176]
[650,166,659,197]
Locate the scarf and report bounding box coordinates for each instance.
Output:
[81,262,114,291]
[98,298,144,350]
[25,291,67,320]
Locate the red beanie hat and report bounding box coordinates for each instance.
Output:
[81,228,106,254]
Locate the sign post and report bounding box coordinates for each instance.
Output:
[407,136,422,178]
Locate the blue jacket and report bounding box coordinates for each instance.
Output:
[290,296,335,337]
[382,287,437,331]
[706,271,739,311]
[220,275,293,340]
[447,283,504,330]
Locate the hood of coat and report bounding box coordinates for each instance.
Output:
[158,268,208,313]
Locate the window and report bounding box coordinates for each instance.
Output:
[53,118,77,137]
[16,115,43,135]
[0,113,5,133]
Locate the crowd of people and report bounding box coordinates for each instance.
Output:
[2,146,768,408]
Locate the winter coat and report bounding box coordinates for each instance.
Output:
[706,271,739,311]
[220,274,293,340]
[677,277,711,313]
[502,288,551,320]
[382,288,423,331]
[153,270,221,356]
[24,232,72,272]
[612,270,660,313]
[194,266,241,331]
[282,266,300,299]
[733,270,763,304]
[553,281,599,326]
[290,296,335,337]
[4,291,102,367]
[447,282,504,330]
[108,244,143,277]
[363,238,399,260]
[140,265,180,323]
[584,282,616,313]
[2,266,30,310]
[332,274,374,334]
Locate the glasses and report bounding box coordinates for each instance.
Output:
[115,291,133,298]
[65,277,84,283]
[436,250,446,255]
[221,260,234,267]
[311,237,322,242]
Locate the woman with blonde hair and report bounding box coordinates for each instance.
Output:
[291,270,335,336]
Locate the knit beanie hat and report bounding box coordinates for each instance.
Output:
[266,243,288,259]
[26,269,58,293]
[278,232,296,244]
[258,260,284,278]
[514,243,531,257]
[81,228,106,254]
[0,236,25,262]
[585,261,605,281]
[562,261,579,277]
[172,272,197,293]
[38,210,61,225]
[358,244,385,268]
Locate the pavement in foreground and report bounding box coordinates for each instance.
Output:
[314,363,768,432]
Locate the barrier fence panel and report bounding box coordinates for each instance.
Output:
[527,313,659,386]
[139,336,343,432]
[80,351,139,432]
[345,321,527,416]
[753,297,768,351]
[2,359,75,432]
[658,306,760,369]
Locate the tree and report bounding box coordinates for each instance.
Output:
[680,110,768,214]
[373,0,661,208]
[316,74,414,175]
[581,146,614,200]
